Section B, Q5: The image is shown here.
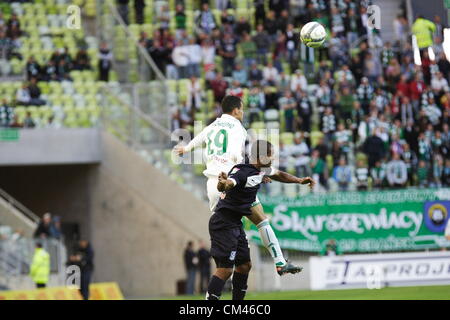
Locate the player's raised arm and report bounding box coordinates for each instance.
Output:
[217,172,236,192]
[269,170,315,189]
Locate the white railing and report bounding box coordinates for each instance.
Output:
[0,237,67,290]
[0,187,40,225]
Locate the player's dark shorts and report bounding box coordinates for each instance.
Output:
[209,209,251,268]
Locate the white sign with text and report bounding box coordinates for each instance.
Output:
[310,251,450,290]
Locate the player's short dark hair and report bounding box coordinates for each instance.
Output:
[221,95,243,114]
[250,140,273,164]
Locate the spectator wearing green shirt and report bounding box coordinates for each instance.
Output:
[337,86,355,122]
[279,90,296,132]
[310,149,327,190]
[417,160,429,188]
[247,87,264,123]
[371,160,386,190]
[239,33,257,70]
[175,4,187,39]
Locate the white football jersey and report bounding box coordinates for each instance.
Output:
[185,114,247,177]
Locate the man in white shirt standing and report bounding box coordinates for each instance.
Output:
[172,40,190,79]
[174,95,312,275]
[386,153,408,188]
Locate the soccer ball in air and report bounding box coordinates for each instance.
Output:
[300,22,327,48]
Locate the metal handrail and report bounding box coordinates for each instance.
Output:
[106,0,167,82]
[101,84,171,138]
[0,187,40,224]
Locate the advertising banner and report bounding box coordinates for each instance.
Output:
[309,251,450,290]
[246,189,450,252]
[0,282,123,300]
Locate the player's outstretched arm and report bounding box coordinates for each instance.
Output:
[217,172,236,192]
[173,126,209,155]
[269,171,315,189]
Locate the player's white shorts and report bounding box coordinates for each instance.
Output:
[206,176,261,213]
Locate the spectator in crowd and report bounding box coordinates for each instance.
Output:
[371,160,386,189]
[197,240,211,294]
[16,82,45,106]
[23,111,36,128]
[253,24,270,65]
[117,0,130,25]
[363,129,386,169]
[26,56,41,80]
[290,69,307,93]
[186,76,202,111]
[196,3,216,35]
[201,38,215,75]
[157,3,171,30]
[134,0,145,24]
[355,159,369,191]
[417,160,429,188]
[76,240,94,300]
[262,62,279,86]
[442,159,450,187]
[279,90,296,132]
[175,4,187,39]
[30,242,50,289]
[28,77,46,105]
[322,107,336,142]
[332,157,352,191]
[98,43,113,81]
[386,153,408,188]
[310,149,327,190]
[412,15,436,54]
[248,62,263,84]
[73,49,91,71]
[432,154,444,187]
[247,86,264,123]
[34,213,60,239]
[210,72,228,102]
[184,241,197,295]
[0,99,14,127]
[291,133,310,177]
[172,39,190,79]
[238,33,257,69]
[187,37,202,78]
[219,33,237,77]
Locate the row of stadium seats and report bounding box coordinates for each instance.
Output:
[2,1,98,76]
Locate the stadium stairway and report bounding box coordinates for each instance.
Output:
[87,132,210,297]
[0,187,38,238]
[374,0,404,43]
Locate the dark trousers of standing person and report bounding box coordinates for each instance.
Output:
[99,66,110,82]
[135,6,144,24]
[186,267,196,295]
[222,57,234,77]
[199,267,210,293]
[80,270,92,300]
[36,283,46,289]
[118,4,129,25]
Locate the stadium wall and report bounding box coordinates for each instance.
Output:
[0,164,94,240]
[87,132,210,297]
[0,128,101,166]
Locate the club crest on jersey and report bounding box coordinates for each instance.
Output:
[220,192,226,199]
[229,251,236,261]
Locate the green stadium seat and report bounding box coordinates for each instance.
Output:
[280,132,294,145]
